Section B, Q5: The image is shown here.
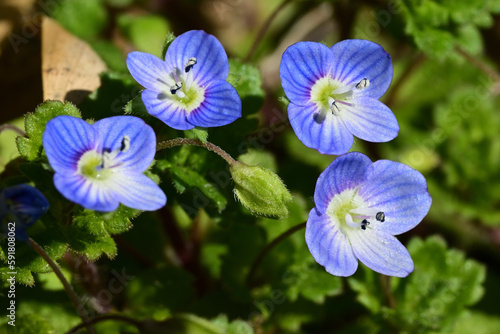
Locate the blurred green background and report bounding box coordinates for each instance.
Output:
[1,0,500,333]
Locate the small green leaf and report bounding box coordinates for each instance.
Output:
[160,32,176,61]
[16,101,81,161]
[230,162,292,219]
[227,59,265,116]
[185,127,209,144]
[124,94,150,117]
[170,166,228,212]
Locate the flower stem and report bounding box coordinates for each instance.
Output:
[0,124,26,137]
[66,314,142,334]
[29,238,96,334]
[246,221,306,285]
[244,0,294,62]
[157,138,236,166]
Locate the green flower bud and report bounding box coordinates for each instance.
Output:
[230,161,293,219]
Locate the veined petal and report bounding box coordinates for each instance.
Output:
[340,97,399,143]
[165,30,229,87]
[186,80,241,128]
[288,102,353,155]
[54,173,119,212]
[93,116,157,172]
[108,172,166,211]
[306,208,358,277]
[330,39,392,99]
[43,116,97,173]
[127,51,171,91]
[280,42,334,106]
[314,152,372,213]
[141,89,195,130]
[358,160,432,235]
[347,228,414,277]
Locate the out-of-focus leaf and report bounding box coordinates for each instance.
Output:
[228,59,265,116]
[50,0,107,40]
[118,14,170,57]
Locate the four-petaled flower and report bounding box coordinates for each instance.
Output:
[127,30,242,130]
[42,115,166,212]
[0,184,49,241]
[306,152,431,277]
[280,40,399,155]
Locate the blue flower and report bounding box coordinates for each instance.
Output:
[0,184,49,241]
[126,30,242,130]
[42,115,167,212]
[306,152,431,277]
[280,40,399,155]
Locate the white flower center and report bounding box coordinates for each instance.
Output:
[310,75,370,121]
[161,56,205,113]
[77,136,130,181]
[326,187,384,233]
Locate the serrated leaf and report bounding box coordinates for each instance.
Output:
[170,166,228,212]
[16,101,81,161]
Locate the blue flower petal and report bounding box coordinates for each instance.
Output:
[330,39,392,100]
[93,116,157,172]
[314,152,372,213]
[110,172,166,211]
[280,42,334,106]
[43,116,97,173]
[340,97,399,142]
[306,208,358,277]
[358,160,432,235]
[288,102,353,155]
[186,80,241,127]
[165,30,229,87]
[348,228,414,277]
[141,89,195,130]
[54,173,119,212]
[126,51,170,91]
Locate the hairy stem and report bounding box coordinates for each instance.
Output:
[246,221,307,285]
[66,314,142,334]
[0,124,26,137]
[157,138,236,165]
[244,0,294,62]
[29,238,96,334]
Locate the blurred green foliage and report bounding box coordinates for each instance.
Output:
[1,0,500,333]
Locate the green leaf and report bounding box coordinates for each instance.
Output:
[16,101,81,161]
[160,32,176,61]
[185,127,209,144]
[170,166,228,212]
[80,71,139,119]
[118,14,171,57]
[50,0,107,40]
[227,59,265,116]
[124,94,150,117]
[397,236,484,332]
[211,314,254,334]
[126,267,196,320]
[449,311,500,334]
[0,313,56,333]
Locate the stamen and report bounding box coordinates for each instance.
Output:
[361,219,370,230]
[184,57,197,73]
[170,81,183,95]
[328,97,340,115]
[355,78,370,90]
[101,148,113,169]
[120,136,130,153]
[376,211,385,222]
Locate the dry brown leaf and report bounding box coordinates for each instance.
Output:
[42,16,107,105]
